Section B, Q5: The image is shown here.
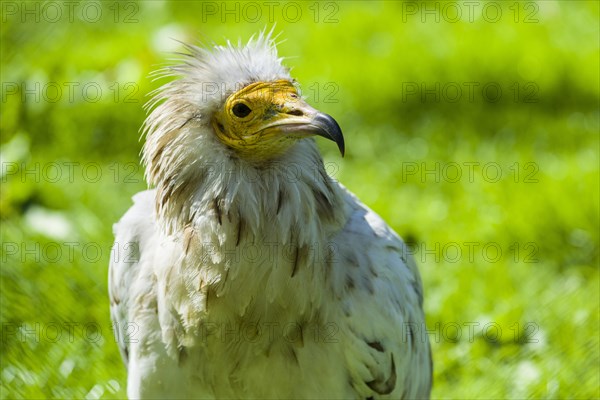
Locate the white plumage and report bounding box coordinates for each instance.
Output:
[109,31,432,399]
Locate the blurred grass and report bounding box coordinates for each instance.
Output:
[1,1,599,399]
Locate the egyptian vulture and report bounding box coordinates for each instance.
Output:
[109,31,432,399]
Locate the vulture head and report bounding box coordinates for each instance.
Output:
[142,30,345,235]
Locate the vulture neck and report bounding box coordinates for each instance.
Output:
[153,138,348,318]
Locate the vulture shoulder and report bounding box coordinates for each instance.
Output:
[332,188,432,398]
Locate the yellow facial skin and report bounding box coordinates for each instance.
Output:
[212,80,344,161]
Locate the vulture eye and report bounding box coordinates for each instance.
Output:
[232,103,252,118]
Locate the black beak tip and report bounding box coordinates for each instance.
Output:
[338,138,345,157]
[314,113,345,157]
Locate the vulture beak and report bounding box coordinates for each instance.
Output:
[264,99,345,157]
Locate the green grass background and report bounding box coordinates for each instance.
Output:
[1,1,598,398]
